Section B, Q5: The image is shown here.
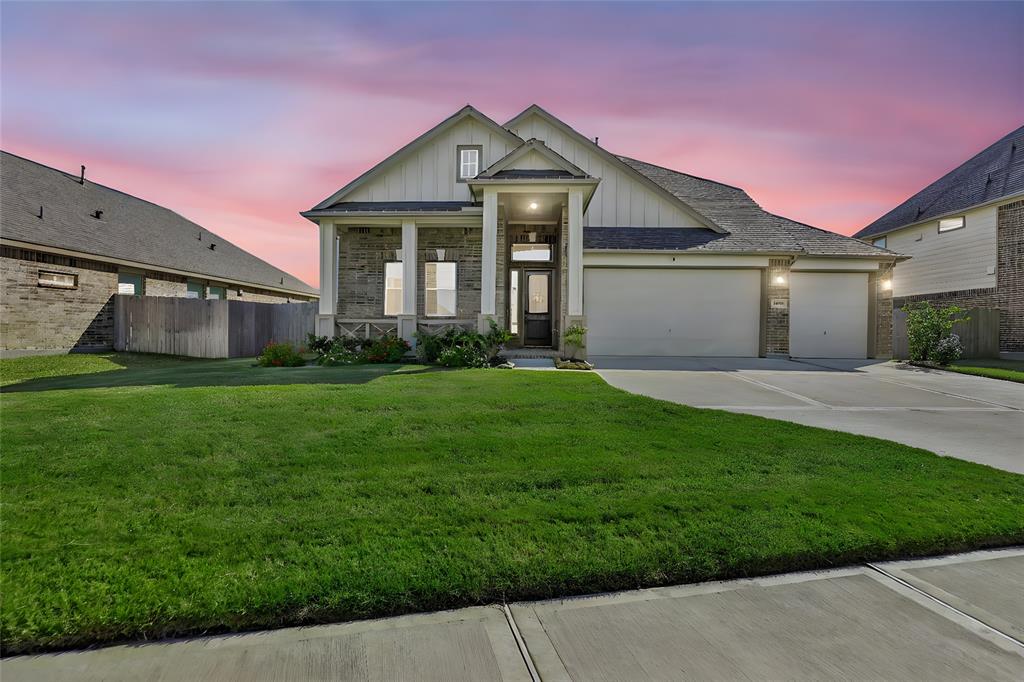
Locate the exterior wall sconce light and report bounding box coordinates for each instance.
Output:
[881,279,893,291]
[395,248,404,261]
[528,202,538,210]
[774,275,787,285]
[435,248,446,261]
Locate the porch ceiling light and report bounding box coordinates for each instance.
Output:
[774,275,787,285]
[528,201,538,210]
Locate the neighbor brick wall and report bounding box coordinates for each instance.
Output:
[1,247,117,351]
[893,198,1022,352]
[764,258,791,354]
[144,274,188,297]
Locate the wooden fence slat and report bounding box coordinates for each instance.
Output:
[892,306,1000,360]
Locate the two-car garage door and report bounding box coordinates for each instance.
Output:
[585,269,762,356]
[584,268,869,358]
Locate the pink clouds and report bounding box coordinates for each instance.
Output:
[2,2,1020,286]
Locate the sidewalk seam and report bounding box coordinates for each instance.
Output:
[502,604,541,682]
[864,562,1024,650]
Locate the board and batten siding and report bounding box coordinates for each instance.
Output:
[887,203,998,297]
[510,114,702,228]
[345,118,518,203]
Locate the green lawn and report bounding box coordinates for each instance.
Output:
[945,358,1024,383]
[2,354,1022,654]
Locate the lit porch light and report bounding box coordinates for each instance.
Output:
[881,279,893,291]
[528,201,538,210]
[774,275,787,285]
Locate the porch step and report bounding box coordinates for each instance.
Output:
[503,349,560,359]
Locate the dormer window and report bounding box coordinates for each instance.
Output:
[456,145,482,181]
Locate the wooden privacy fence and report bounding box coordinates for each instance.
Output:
[114,295,316,358]
[892,306,1000,360]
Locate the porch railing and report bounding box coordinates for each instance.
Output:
[335,319,399,340]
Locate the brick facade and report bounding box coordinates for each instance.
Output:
[764,258,791,354]
[893,199,1023,352]
[1,246,312,353]
[870,261,895,358]
[336,224,504,326]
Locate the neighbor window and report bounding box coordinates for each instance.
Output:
[872,236,887,249]
[38,270,77,289]
[511,243,552,262]
[186,281,205,299]
[938,216,965,233]
[117,272,144,295]
[207,286,226,300]
[457,145,482,181]
[425,262,457,317]
[384,262,403,316]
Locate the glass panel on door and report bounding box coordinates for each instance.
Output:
[528,273,549,313]
[510,270,519,335]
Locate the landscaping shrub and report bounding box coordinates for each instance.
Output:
[314,335,410,365]
[933,333,964,366]
[363,336,410,363]
[318,337,364,366]
[416,320,511,368]
[257,342,306,367]
[903,301,969,364]
[305,334,333,356]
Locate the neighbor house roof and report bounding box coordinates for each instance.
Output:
[614,156,897,257]
[1,151,317,296]
[855,125,1024,240]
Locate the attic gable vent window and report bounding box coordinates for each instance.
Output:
[456,145,482,181]
[938,216,965,233]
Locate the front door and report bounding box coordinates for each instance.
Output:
[523,270,552,346]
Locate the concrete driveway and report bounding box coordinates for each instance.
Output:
[592,357,1024,474]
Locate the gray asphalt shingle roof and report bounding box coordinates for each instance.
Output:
[854,125,1024,239]
[310,201,479,214]
[1,151,316,296]
[616,156,895,257]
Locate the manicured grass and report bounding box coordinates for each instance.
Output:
[945,359,1024,383]
[0,352,205,387]
[2,355,1022,653]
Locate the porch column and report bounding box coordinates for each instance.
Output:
[399,219,417,347]
[567,188,584,316]
[316,219,337,336]
[479,187,498,332]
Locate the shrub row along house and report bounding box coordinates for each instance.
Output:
[1,152,317,355]
[854,125,1023,353]
[304,105,902,359]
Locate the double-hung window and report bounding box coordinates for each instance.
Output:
[384,262,403,316]
[425,262,457,317]
[207,286,226,300]
[118,272,144,295]
[457,145,482,181]
[186,281,205,299]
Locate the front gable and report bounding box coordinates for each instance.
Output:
[312,106,522,209]
[479,139,589,178]
[505,106,722,230]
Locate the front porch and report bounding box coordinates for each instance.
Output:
[315,180,592,355]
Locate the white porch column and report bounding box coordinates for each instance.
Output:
[479,187,498,331]
[316,219,337,336]
[567,188,584,316]
[398,219,418,346]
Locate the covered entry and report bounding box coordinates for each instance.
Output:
[790,272,868,358]
[584,268,761,356]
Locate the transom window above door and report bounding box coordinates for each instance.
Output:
[456,145,482,181]
[511,243,552,262]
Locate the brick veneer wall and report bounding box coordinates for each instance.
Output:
[336,224,497,323]
[764,258,791,354]
[870,261,895,358]
[893,198,1023,352]
[2,246,312,352]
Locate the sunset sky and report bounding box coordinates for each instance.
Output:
[2,2,1021,287]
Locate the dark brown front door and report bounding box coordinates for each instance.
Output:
[523,271,552,346]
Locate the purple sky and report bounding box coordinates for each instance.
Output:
[2,2,1021,286]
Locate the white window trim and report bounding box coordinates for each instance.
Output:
[938,216,966,233]
[457,146,481,181]
[511,243,553,262]
[384,261,403,316]
[38,270,77,289]
[425,262,457,318]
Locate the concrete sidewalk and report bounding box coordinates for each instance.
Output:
[593,357,1024,473]
[4,549,1022,681]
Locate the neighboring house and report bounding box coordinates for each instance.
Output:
[304,105,900,359]
[1,151,317,354]
[854,125,1023,352]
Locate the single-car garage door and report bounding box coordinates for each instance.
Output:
[584,268,761,356]
[790,272,868,358]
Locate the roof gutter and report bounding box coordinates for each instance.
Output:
[1,238,318,299]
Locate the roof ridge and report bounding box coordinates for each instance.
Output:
[615,154,747,194]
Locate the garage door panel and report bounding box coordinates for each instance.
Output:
[585,269,761,356]
[790,272,868,358]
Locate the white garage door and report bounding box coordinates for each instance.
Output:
[584,268,761,356]
[790,272,868,358]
